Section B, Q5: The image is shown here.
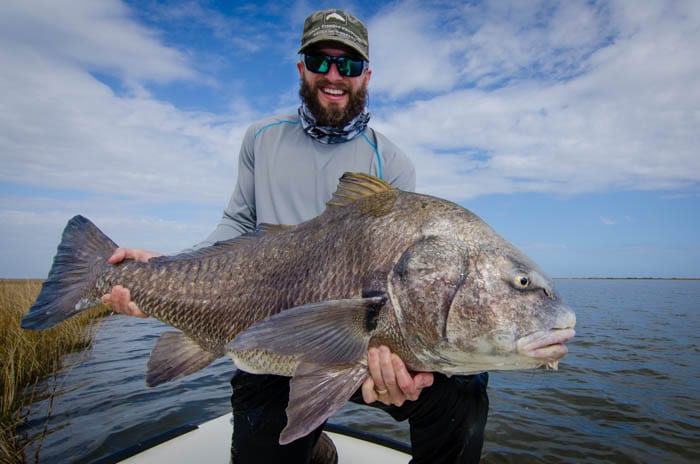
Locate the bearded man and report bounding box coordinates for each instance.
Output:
[102,9,489,464]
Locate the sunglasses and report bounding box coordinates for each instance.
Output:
[303,54,368,77]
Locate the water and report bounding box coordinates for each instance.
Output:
[20,280,700,463]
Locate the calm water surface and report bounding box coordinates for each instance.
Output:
[21,279,700,463]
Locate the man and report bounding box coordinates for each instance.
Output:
[103,9,488,463]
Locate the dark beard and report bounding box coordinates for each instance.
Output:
[299,77,367,127]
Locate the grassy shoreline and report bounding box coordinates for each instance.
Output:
[1,279,108,463]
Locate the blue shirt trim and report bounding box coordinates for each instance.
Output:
[254,119,299,139]
[361,132,383,180]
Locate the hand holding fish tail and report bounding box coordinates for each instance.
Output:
[101,247,162,318]
[107,247,162,266]
[362,346,434,406]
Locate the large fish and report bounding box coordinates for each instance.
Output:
[22,172,575,444]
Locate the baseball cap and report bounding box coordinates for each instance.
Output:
[298,9,369,61]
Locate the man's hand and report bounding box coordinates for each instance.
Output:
[100,247,161,318]
[361,346,434,406]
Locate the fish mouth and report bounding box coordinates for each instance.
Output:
[516,328,576,370]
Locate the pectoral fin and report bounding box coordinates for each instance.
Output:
[226,295,386,365]
[146,332,221,387]
[280,362,368,445]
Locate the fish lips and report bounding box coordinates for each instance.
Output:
[516,328,576,361]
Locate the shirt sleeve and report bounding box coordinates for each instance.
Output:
[192,124,258,249]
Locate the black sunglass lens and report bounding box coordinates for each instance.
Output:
[305,54,365,76]
[305,55,329,73]
[337,57,365,76]
[336,57,351,76]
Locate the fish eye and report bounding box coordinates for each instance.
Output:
[511,273,530,290]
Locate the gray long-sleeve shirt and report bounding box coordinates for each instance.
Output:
[196,114,415,248]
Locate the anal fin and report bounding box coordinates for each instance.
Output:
[146,331,221,387]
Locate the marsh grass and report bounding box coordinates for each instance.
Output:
[1,279,108,462]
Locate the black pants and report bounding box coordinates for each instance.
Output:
[230,370,489,464]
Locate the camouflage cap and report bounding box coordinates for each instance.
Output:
[298,9,369,61]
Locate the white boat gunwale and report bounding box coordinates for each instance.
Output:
[94,414,411,463]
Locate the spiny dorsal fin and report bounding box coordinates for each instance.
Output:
[327,172,395,208]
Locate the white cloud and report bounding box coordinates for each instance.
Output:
[0,0,195,82]
[369,0,700,200]
[600,215,632,226]
[368,4,459,98]
[0,48,243,204]
[0,1,257,208]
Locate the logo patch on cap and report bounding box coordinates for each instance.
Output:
[325,12,346,23]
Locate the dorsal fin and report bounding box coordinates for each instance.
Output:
[327,172,395,208]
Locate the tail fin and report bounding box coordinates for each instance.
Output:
[21,215,118,330]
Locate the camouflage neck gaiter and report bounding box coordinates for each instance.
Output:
[298,103,370,144]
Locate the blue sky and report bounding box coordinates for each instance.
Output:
[1,0,698,278]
